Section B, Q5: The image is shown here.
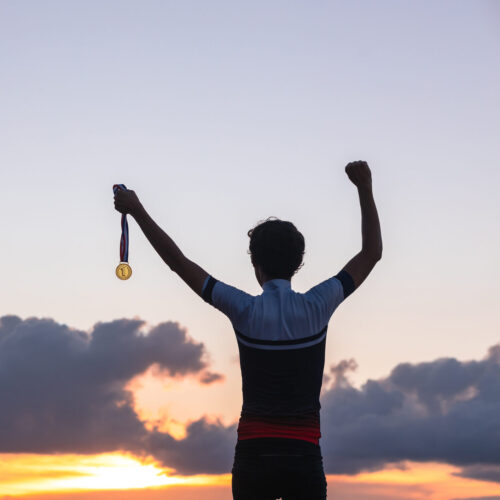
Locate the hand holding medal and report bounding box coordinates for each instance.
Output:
[113,184,141,280]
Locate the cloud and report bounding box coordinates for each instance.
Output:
[320,343,500,478]
[0,315,231,474]
[145,417,237,475]
[454,465,500,484]
[199,371,225,384]
[451,498,500,500]
[4,314,500,480]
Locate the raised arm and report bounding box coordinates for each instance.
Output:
[113,189,208,296]
[341,161,383,290]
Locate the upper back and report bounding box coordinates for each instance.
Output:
[202,271,354,346]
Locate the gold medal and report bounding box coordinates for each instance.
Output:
[113,184,133,281]
[116,262,132,280]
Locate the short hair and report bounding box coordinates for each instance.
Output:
[247,217,305,280]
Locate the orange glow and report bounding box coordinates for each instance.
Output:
[0,452,230,496]
[124,366,237,440]
[123,368,190,439]
[2,454,500,499]
[343,461,455,485]
[328,461,500,499]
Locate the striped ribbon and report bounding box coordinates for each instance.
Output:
[112,184,129,263]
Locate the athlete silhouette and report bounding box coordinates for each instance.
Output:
[114,160,382,500]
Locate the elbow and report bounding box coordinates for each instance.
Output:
[373,239,383,262]
[166,254,186,274]
[362,245,382,263]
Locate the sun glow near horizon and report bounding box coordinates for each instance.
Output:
[3,454,500,499]
[336,461,500,499]
[0,452,231,496]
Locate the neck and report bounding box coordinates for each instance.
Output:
[260,275,291,287]
[254,266,291,287]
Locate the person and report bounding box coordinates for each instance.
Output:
[113,160,382,500]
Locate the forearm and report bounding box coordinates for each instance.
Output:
[357,185,382,260]
[132,205,185,272]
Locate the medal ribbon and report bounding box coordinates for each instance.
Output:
[113,184,129,263]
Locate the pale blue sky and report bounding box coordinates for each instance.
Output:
[1,1,499,422]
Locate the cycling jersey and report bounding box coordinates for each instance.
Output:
[202,270,355,456]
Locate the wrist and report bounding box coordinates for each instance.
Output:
[357,183,373,195]
[132,204,147,221]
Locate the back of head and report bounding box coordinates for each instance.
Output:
[247,217,305,280]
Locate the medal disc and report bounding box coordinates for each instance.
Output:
[116,262,132,280]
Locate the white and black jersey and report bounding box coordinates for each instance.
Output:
[202,270,355,456]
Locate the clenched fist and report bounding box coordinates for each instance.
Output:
[345,160,372,189]
[114,189,143,217]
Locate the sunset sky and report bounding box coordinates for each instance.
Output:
[1,1,500,499]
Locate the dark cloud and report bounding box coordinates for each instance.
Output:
[452,498,500,500]
[321,344,500,479]
[4,314,500,480]
[145,417,237,475]
[199,371,225,384]
[454,465,500,484]
[328,358,358,388]
[0,315,231,474]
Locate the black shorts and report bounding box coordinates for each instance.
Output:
[231,439,327,500]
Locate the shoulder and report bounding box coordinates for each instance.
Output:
[201,275,255,327]
[202,276,254,306]
[304,270,355,303]
[298,270,355,330]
